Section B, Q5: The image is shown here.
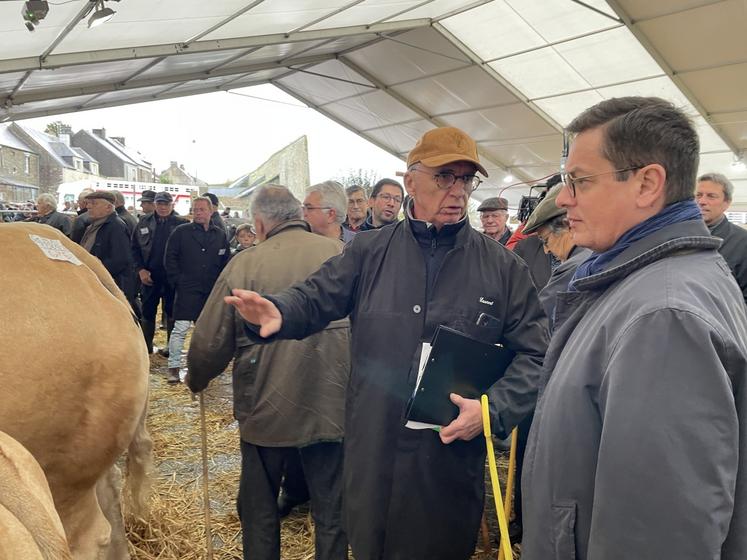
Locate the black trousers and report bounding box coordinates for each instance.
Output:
[140,277,174,322]
[238,440,347,560]
[514,410,534,530]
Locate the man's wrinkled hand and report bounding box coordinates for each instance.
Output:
[439,393,483,444]
[224,289,282,338]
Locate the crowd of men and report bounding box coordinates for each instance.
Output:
[15,95,747,560]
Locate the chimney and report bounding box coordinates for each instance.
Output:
[59,133,71,146]
[112,136,125,146]
[93,128,106,138]
[170,161,178,168]
[180,164,185,170]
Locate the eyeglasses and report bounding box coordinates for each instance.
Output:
[376,193,403,205]
[302,204,331,212]
[411,167,482,193]
[560,166,642,197]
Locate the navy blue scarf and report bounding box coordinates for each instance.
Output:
[569,199,702,290]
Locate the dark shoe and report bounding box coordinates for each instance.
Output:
[157,347,170,358]
[139,319,156,354]
[277,489,308,518]
[167,368,180,384]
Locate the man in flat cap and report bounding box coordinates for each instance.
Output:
[205,126,549,560]
[138,189,156,217]
[477,196,511,245]
[132,191,188,353]
[522,186,591,326]
[79,190,132,292]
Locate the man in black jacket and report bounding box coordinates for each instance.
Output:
[131,192,188,353]
[79,190,132,292]
[697,172,747,305]
[220,127,548,560]
[164,196,229,383]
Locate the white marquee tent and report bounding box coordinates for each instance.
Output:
[1,0,745,206]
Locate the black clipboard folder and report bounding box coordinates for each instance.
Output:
[405,325,515,426]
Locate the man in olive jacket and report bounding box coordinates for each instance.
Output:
[522,97,747,560]
[187,185,349,560]
[223,128,549,560]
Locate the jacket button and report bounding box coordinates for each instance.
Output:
[413,305,421,314]
[201,248,206,252]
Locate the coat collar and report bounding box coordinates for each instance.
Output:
[265,219,310,240]
[571,220,721,292]
[404,197,471,248]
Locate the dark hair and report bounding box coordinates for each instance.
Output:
[370,178,403,199]
[566,97,699,204]
[204,192,219,206]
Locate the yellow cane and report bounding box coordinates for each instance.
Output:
[481,394,513,560]
[497,427,518,560]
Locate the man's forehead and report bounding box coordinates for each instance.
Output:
[432,160,477,173]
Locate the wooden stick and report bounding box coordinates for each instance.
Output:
[498,427,518,560]
[199,392,214,560]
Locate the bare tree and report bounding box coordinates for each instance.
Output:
[336,168,379,189]
[44,121,72,137]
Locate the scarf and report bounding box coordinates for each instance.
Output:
[569,199,702,290]
[80,215,109,253]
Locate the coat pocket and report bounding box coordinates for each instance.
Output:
[551,502,577,559]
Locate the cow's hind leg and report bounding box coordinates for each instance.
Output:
[57,489,111,560]
[96,465,130,560]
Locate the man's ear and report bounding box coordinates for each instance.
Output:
[404,171,416,198]
[636,163,667,209]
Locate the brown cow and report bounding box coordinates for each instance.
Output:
[0,430,72,559]
[0,222,153,559]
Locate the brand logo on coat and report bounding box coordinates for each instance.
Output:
[479,297,494,306]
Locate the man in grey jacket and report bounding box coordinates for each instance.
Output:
[522,97,747,560]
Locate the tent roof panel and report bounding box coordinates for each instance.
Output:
[390,66,518,116]
[440,103,557,142]
[21,59,158,94]
[323,90,423,130]
[203,0,355,40]
[305,0,425,30]
[343,27,470,85]
[277,60,375,106]
[678,63,747,114]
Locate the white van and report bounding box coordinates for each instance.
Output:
[57,179,198,216]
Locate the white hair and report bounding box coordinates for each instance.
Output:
[305,180,346,225]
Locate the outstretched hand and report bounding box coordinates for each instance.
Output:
[224,289,282,338]
[439,393,483,444]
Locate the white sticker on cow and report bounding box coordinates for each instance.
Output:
[29,234,83,266]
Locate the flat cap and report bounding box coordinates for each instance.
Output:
[523,185,566,234]
[138,189,156,202]
[477,197,508,212]
[84,190,115,204]
[154,192,173,203]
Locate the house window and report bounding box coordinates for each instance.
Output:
[24,154,30,174]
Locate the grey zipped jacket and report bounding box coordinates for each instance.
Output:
[522,220,747,560]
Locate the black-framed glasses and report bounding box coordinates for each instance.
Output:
[411,167,482,193]
[375,193,403,205]
[302,204,332,211]
[560,166,642,197]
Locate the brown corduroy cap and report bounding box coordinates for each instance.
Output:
[84,190,115,204]
[407,127,488,177]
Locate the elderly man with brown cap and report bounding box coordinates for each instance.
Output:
[218,126,549,560]
[79,190,132,292]
[477,196,512,244]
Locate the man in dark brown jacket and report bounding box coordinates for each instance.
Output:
[187,185,349,560]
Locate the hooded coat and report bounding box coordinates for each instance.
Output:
[251,215,548,560]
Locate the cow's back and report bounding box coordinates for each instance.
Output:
[0,223,150,557]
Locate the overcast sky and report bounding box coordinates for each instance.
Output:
[19,84,405,186]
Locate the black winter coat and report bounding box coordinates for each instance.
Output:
[87,212,132,291]
[131,211,188,272]
[165,222,229,321]
[260,216,548,560]
[711,216,747,305]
